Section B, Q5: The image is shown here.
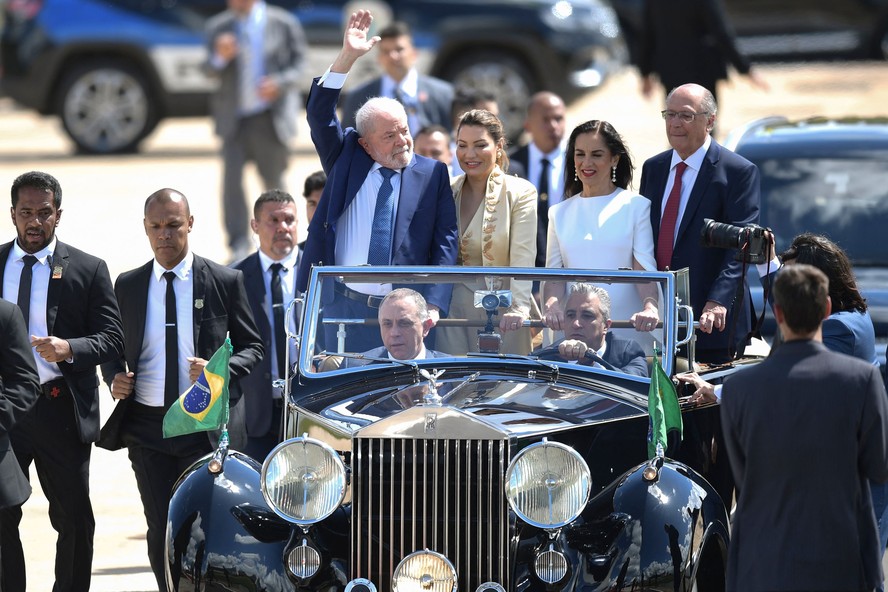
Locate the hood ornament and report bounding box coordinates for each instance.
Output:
[418,368,445,406]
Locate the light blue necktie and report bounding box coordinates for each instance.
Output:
[367,168,397,265]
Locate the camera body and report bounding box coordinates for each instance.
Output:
[473,290,512,312]
[700,218,770,264]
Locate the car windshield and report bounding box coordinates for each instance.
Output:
[757,157,888,266]
[296,266,679,380]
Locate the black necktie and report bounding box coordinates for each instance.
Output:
[163,271,179,406]
[538,157,550,202]
[17,255,37,328]
[270,263,287,379]
[536,159,551,268]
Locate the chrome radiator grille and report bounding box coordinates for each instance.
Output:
[351,437,510,591]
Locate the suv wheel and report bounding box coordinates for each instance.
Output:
[56,60,159,154]
[442,50,535,141]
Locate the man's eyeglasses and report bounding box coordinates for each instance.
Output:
[661,110,709,123]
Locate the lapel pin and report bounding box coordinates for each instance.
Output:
[194,299,204,310]
[52,265,63,279]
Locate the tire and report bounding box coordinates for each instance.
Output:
[55,60,159,154]
[441,50,536,142]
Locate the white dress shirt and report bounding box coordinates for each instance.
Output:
[660,135,712,245]
[258,248,299,391]
[527,141,567,205]
[2,238,63,383]
[134,252,196,407]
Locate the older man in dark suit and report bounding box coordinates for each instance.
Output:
[0,170,124,592]
[721,264,888,591]
[232,189,301,459]
[99,189,263,590]
[640,83,760,365]
[204,0,307,258]
[0,299,40,511]
[533,283,648,377]
[298,9,458,353]
[340,20,453,136]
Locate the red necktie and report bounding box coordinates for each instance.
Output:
[656,161,688,271]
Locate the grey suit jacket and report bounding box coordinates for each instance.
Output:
[340,73,454,133]
[203,5,307,143]
[721,340,888,590]
[0,299,40,508]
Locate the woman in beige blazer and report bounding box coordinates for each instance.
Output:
[437,109,539,355]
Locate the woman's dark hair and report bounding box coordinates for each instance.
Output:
[563,120,633,197]
[780,232,867,313]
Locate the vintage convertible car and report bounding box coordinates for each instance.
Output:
[165,266,764,592]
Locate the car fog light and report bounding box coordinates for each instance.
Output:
[345,579,378,592]
[261,436,347,525]
[506,439,591,528]
[287,539,320,579]
[534,546,568,584]
[393,550,457,592]
[475,583,506,592]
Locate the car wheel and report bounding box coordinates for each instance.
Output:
[55,60,158,154]
[441,51,536,142]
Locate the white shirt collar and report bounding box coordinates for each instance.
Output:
[258,248,299,273]
[388,343,428,361]
[381,68,419,98]
[12,236,56,265]
[152,250,194,282]
[528,140,565,162]
[670,135,711,171]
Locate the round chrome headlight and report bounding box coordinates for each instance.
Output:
[261,436,347,525]
[392,550,457,592]
[505,440,591,529]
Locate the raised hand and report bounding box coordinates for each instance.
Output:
[332,9,381,72]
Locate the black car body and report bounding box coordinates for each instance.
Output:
[0,0,626,153]
[164,265,765,591]
[723,116,888,367]
[614,0,888,65]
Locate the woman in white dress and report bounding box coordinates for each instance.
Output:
[543,120,660,347]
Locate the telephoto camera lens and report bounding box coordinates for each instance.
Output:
[700,218,744,249]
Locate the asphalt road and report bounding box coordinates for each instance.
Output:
[0,61,886,591]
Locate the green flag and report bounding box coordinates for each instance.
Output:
[647,351,683,459]
[163,338,232,438]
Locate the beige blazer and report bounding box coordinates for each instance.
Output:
[451,167,538,315]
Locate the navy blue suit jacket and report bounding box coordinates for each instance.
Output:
[533,332,649,377]
[232,250,301,436]
[640,140,760,354]
[298,78,459,312]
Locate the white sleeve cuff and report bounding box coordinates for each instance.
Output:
[714,383,723,402]
[756,256,781,277]
[318,68,348,89]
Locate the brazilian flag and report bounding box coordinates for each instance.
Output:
[646,351,683,459]
[163,338,232,438]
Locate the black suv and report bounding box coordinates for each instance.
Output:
[0,0,627,153]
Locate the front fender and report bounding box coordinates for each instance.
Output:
[605,460,728,589]
[166,452,293,592]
